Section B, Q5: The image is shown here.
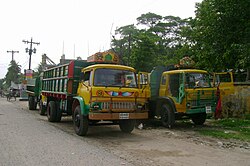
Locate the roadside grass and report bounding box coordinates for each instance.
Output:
[195,118,250,141]
[143,117,250,142]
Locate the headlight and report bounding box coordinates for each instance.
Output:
[136,103,144,110]
[137,104,143,109]
[91,102,101,110]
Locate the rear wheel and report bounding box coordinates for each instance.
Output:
[55,101,62,122]
[28,96,37,110]
[161,104,175,128]
[47,101,57,122]
[119,119,135,133]
[191,113,207,125]
[39,100,46,115]
[73,106,88,136]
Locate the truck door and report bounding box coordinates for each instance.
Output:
[138,72,150,99]
[159,73,168,97]
[78,70,92,104]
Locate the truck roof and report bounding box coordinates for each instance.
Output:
[163,69,208,74]
[83,64,136,72]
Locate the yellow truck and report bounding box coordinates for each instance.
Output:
[213,72,235,99]
[213,72,250,118]
[36,51,148,136]
[139,64,218,128]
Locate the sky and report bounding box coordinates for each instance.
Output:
[0,0,202,79]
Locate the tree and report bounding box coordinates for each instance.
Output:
[0,78,4,89]
[136,12,162,29]
[111,13,193,71]
[192,0,250,72]
[130,32,159,72]
[5,60,21,88]
[32,62,44,78]
[111,24,139,66]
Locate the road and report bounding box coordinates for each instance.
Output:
[0,97,249,166]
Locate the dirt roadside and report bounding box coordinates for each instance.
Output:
[13,99,250,166]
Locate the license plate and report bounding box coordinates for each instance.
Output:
[206,106,212,113]
[119,113,129,119]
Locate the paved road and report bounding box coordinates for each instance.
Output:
[0,98,132,166]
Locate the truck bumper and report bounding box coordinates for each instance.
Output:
[186,106,216,115]
[89,112,148,120]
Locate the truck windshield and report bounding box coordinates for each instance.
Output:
[185,73,211,88]
[215,73,232,84]
[94,68,137,88]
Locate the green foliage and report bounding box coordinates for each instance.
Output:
[33,63,43,78]
[213,118,250,128]
[5,60,21,88]
[111,1,249,73]
[136,12,162,28]
[111,13,193,71]
[0,78,4,89]
[192,0,250,72]
[111,24,139,66]
[196,119,250,141]
[130,32,158,72]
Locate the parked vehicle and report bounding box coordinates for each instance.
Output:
[139,58,217,128]
[28,51,148,136]
[213,72,250,118]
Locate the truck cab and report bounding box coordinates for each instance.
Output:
[73,64,148,135]
[162,69,216,115]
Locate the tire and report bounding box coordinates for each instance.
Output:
[191,113,207,125]
[55,101,62,122]
[28,96,37,110]
[119,119,135,133]
[39,100,46,115]
[47,101,57,122]
[73,106,88,136]
[161,104,175,128]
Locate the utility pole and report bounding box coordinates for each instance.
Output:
[7,50,19,61]
[22,38,40,70]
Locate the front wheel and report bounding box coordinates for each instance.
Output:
[161,104,175,128]
[119,119,135,133]
[191,113,207,125]
[73,106,88,136]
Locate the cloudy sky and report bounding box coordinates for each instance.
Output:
[0,0,202,78]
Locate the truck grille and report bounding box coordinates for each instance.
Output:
[189,99,214,107]
[187,90,217,107]
[102,102,135,110]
